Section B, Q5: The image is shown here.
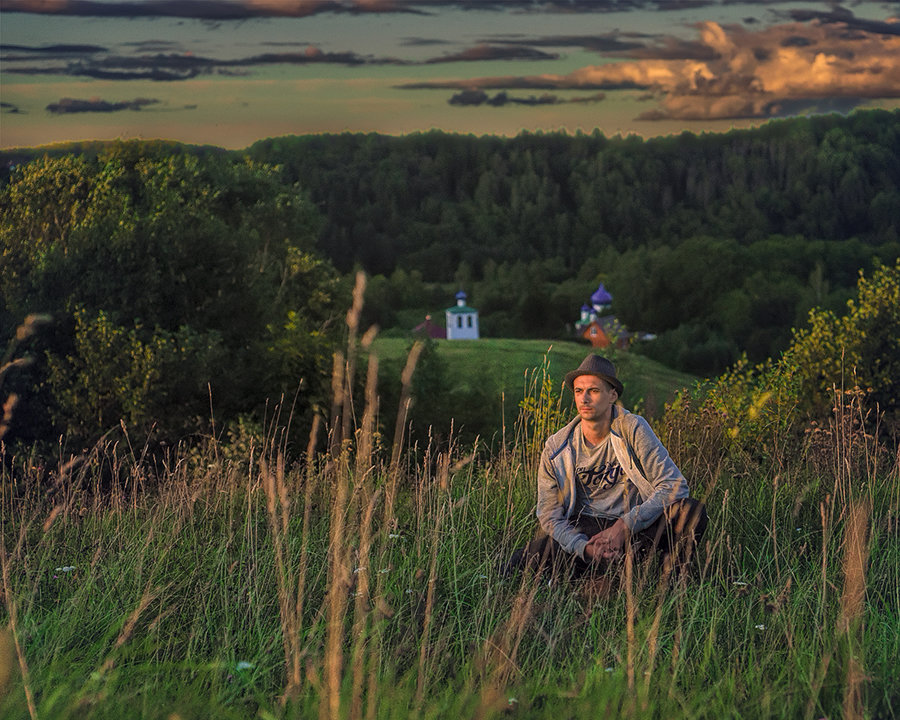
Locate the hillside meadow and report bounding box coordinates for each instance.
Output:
[1,316,898,719]
[370,338,696,448]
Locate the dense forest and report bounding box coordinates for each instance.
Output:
[245,110,899,371]
[2,110,899,449]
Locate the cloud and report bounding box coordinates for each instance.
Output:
[2,101,25,114]
[405,13,900,120]
[0,0,778,20]
[403,75,644,91]
[477,33,650,54]
[3,44,406,82]
[46,97,161,113]
[0,0,428,19]
[786,8,900,37]
[448,89,604,106]
[2,43,107,54]
[401,37,453,47]
[121,40,184,52]
[426,44,559,64]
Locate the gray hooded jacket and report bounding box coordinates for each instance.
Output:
[536,406,689,560]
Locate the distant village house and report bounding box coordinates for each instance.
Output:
[412,314,446,339]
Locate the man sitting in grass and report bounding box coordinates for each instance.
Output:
[508,354,707,578]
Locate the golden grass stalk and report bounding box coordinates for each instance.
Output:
[838,497,871,720]
[355,354,379,481]
[384,341,423,532]
[350,485,381,720]
[330,351,346,457]
[323,451,351,720]
[343,272,367,444]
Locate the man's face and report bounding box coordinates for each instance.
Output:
[573,374,618,422]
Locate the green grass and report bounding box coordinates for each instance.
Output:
[371,339,697,449]
[2,371,898,719]
[372,338,695,414]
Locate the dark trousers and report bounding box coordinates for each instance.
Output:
[508,498,708,578]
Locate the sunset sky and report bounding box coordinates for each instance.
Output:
[2,0,899,149]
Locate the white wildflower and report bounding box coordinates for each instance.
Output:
[755,624,766,630]
[235,661,254,671]
[55,566,76,573]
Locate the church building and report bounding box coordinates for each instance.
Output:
[445,291,479,340]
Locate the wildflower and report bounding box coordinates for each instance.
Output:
[732,581,748,587]
[754,624,766,630]
[378,569,390,574]
[605,667,615,673]
[354,567,366,574]
[235,661,254,671]
[388,533,402,539]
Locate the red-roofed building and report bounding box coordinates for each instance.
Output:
[413,314,446,339]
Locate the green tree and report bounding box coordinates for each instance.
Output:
[0,145,340,446]
[786,260,900,429]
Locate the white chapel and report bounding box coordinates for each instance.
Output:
[445,291,480,340]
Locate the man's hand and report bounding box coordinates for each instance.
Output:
[585,519,628,561]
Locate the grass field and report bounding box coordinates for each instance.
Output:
[371,338,697,447]
[2,333,898,720]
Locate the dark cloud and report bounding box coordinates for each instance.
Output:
[448,89,604,106]
[0,0,814,21]
[2,101,25,114]
[653,0,714,11]
[480,32,721,61]
[4,45,406,82]
[0,0,428,20]
[121,40,184,52]
[402,76,646,91]
[46,97,160,114]
[608,37,720,60]
[479,33,650,54]
[787,9,900,37]
[780,35,815,48]
[401,37,453,47]
[426,45,559,63]
[2,43,107,54]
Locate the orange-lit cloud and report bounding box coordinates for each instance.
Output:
[404,17,900,120]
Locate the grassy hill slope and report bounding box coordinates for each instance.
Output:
[371,338,697,444]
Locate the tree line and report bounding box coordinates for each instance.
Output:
[246,110,899,371]
[1,110,898,450]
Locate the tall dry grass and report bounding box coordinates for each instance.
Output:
[1,292,898,719]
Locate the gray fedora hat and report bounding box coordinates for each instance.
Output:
[564,354,624,397]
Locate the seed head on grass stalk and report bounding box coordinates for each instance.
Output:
[343,272,367,445]
[384,341,423,533]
